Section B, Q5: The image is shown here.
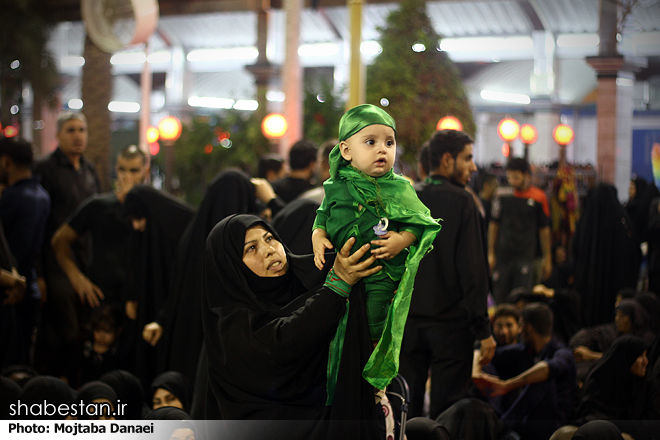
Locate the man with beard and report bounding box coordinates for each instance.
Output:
[401,129,495,418]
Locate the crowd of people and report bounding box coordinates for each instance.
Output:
[1,108,660,440]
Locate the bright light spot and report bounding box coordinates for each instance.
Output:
[361,41,382,56]
[111,52,146,65]
[380,98,389,107]
[10,60,20,69]
[204,144,213,154]
[188,96,234,109]
[61,56,85,67]
[317,94,325,103]
[233,100,258,111]
[556,34,599,48]
[440,36,533,52]
[10,105,19,115]
[68,99,83,110]
[412,43,426,52]
[616,77,634,87]
[147,51,172,64]
[480,90,531,105]
[267,91,285,102]
[298,43,339,57]
[108,101,141,113]
[33,120,45,130]
[187,47,258,62]
[146,126,160,143]
[220,138,232,149]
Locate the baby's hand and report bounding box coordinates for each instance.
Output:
[312,229,334,270]
[371,231,415,260]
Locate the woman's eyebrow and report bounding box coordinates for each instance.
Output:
[243,239,257,249]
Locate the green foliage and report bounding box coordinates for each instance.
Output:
[170,111,269,205]
[366,0,475,170]
[303,80,344,144]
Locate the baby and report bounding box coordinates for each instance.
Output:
[312,104,440,396]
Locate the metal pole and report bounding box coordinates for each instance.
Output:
[347,0,364,110]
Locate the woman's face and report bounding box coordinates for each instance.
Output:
[629,180,637,200]
[631,350,649,377]
[242,225,288,277]
[615,309,633,334]
[152,388,184,410]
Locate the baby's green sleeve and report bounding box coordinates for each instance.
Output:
[312,193,329,231]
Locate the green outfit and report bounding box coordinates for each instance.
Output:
[314,104,441,399]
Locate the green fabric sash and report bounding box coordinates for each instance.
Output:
[325,147,441,400]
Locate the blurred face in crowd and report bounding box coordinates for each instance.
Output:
[506,170,528,191]
[615,309,633,334]
[152,388,184,410]
[116,155,148,189]
[450,143,477,186]
[630,350,649,377]
[242,225,288,277]
[57,118,87,158]
[131,217,147,232]
[493,315,521,346]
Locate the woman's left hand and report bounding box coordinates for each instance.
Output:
[332,237,382,286]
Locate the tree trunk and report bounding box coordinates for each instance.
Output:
[82,35,112,191]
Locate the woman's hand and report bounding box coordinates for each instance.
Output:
[142,322,164,346]
[251,178,277,203]
[332,237,382,286]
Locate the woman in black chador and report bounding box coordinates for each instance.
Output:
[201,214,383,439]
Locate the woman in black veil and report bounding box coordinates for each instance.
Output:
[573,184,641,327]
[201,214,383,439]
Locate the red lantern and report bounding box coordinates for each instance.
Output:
[520,124,538,144]
[157,116,182,142]
[497,118,520,142]
[3,125,18,138]
[553,124,574,146]
[261,113,288,139]
[437,116,463,131]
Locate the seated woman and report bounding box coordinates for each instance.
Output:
[201,214,383,439]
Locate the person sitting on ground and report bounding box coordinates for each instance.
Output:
[491,303,522,347]
[150,371,192,412]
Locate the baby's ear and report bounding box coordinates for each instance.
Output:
[339,141,351,161]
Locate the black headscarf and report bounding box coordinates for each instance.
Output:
[18,376,75,420]
[202,214,381,439]
[271,197,321,256]
[144,406,191,420]
[576,335,650,421]
[123,185,196,385]
[163,170,260,383]
[625,177,659,244]
[0,376,21,419]
[615,298,651,338]
[573,184,641,327]
[572,420,623,440]
[100,369,148,419]
[76,380,118,420]
[150,371,192,413]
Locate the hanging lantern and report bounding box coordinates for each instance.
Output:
[497,118,520,142]
[553,124,574,146]
[261,113,288,139]
[520,124,538,144]
[436,116,463,131]
[157,116,182,142]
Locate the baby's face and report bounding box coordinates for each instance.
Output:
[339,124,396,177]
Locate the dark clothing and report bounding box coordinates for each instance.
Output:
[0,221,22,368]
[32,147,100,380]
[123,186,196,386]
[271,176,315,203]
[573,185,641,327]
[490,190,551,303]
[67,193,131,304]
[99,369,149,419]
[202,214,381,439]
[163,169,260,384]
[272,197,320,256]
[485,339,576,440]
[647,197,660,295]
[0,177,50,300]
[402,175,491,418]
[150,371,192,413]
[79,341,126,386]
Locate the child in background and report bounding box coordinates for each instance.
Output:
[312,104,440,399]
[79,305,126,385]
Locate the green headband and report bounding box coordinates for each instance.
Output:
[338,104,396,142]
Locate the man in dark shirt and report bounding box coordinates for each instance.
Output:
[488,158,552,304]
[401,129,495,418]
[474,302,576,440]
[32,111,101,380]
[51,145,149,309]
[0,137,50,365]
[271,139,317,203]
